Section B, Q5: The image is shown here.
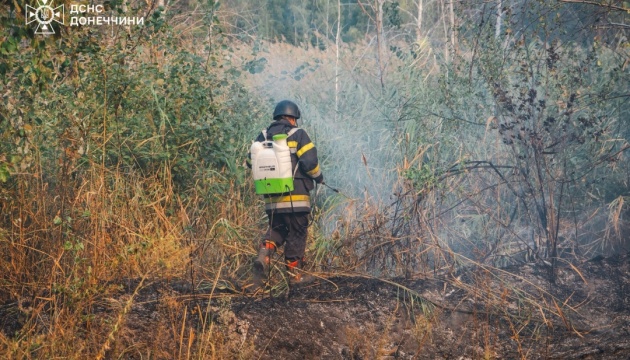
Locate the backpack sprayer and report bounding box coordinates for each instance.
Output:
[250,131,353,200]
[250,133,293,195]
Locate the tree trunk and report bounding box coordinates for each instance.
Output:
[416,0,423,42]
[440,0,449,63]
[326,0,331,39]
[495,0,502,40]
[375,0,385,88]
[335,0,341,120]
[449,0,456,55]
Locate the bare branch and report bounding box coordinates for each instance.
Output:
[594,22,630,29]
[557,0,630,12]
[609,22,630,28]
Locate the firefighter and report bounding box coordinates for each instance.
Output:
[247,100,324,290]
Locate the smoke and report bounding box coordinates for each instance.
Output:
[241,41,403,206]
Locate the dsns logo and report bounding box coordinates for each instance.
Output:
[26,0,65,35]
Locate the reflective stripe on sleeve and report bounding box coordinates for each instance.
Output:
[288,140,298,154]
[306,164,321,177]
[296,143,314,157]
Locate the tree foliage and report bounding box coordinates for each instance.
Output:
[0,0,266,301]
[1,0,265,192]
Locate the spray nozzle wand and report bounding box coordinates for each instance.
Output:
[321,182,339,193]
[320,182,356,200]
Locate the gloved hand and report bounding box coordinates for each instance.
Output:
[315,174,324,184]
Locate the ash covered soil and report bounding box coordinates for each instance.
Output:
[226,253,630,359]
[2,253,629,359]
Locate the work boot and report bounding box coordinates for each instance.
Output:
[286,258,316,287]
[252,241,276,290]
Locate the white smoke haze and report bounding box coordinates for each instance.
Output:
[231,36,630,273]
[239,41,403,203]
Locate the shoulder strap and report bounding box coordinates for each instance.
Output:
[287,127,299,137]
[262,127,299,140]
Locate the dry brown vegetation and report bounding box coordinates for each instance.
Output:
[2,0,629,358]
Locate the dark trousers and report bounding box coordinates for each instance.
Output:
[264,211,310,261]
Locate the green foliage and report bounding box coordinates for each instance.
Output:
[244,57,268,74]
[0,0,267,309]
[220,0,376,45]
[0,164,8,183]
[403,163,437,192]
[0,1,267,195]
[383,1,401,28]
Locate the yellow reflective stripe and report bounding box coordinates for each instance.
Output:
[306,164,320,176]
[264,195,310,203]
[296,143,314,157]
[287,141,298,148]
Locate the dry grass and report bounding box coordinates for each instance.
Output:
[0,159,260,358]
[2,4,629,358]
[220,36,630,357]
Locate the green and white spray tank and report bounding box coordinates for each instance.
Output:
[250,133,294,195]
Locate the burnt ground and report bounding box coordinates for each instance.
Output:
[225,253,630,359]
[1,253,629,359]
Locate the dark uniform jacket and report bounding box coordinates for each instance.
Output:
[248,119,323,213]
